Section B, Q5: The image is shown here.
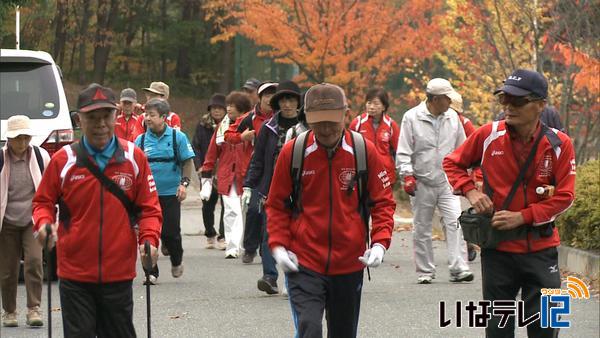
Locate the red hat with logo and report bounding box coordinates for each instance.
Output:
[77,83,118,113]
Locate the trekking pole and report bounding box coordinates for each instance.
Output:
[45,224,53,338]
[142,240,153,338]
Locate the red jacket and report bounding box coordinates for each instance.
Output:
[443,121,576,253]
[201,120,253,195]
[32,139,162,283]
[457,113,476,137]
[266,130,396,275]
[224,105,273,144]
[114,111,144,142]
[350,113,400,183]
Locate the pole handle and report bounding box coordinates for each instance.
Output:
[142,240,153,272]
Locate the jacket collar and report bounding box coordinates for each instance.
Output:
[416,101,451,122]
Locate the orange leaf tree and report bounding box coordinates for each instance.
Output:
[204,0,444,110]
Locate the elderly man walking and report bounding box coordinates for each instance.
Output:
[396,78,474,284]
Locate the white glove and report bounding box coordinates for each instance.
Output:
[358,243,386,268]
[241,187,252,206]
[272,246,299,273]
[200,178,212,201]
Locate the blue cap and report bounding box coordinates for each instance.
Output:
[494,69,548,98]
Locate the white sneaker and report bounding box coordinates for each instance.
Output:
[450,271,474,283]
[225,251,238,259]
[417,275,433,284]
[143,275,157,285]
[172,263,184,278]
[206,237,216,249]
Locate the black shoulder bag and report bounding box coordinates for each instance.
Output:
[459,126,546,249]
[72,142,140,228]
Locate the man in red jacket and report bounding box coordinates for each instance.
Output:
[33,84,162,337]
[266,83,396,337]
[443,69,576,338]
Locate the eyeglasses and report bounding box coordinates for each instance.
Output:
[497,93,543,107]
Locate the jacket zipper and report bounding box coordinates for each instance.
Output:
[324,154,333,274]
[99,188,103,283]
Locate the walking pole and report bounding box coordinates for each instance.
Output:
[45,224,53,338]
[142,240,153,338]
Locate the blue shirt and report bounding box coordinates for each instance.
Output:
[82,136,117,172]
[135,125,194,196]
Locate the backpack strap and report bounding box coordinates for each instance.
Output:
[0,147,44,173]
[32,146,44,173]
[140,133,146,151]
[289,130,310,217]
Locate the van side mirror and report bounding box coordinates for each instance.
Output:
[70,110,80,129]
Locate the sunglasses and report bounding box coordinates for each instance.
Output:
[497,93,543,107]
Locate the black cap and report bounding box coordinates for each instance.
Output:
[242,78,261,91]
[207,93,226,110]
[494,69,548,98]
[270,80,301,111]
[78,83,117,113]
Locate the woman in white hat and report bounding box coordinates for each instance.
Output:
[0,115,51,328]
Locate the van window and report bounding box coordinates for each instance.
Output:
[0,62,61,120]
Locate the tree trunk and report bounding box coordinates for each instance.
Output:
[218,40,234,93]
[160,0,168,80]
[78,0,92,84]
[52,0,68,65]
[93,0,120,84]
[175,0,195,79]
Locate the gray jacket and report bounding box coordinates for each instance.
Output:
[395,101,466,186]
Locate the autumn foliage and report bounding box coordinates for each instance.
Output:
[205,0,444,108]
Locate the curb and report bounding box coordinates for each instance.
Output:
[558,245,600,279]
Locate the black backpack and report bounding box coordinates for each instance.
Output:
[139,130,179,171]
[289,130,371,228]
[0,146,44,173]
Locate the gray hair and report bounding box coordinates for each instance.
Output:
[145,98,171,116]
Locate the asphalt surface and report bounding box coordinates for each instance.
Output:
[4,198,599,337]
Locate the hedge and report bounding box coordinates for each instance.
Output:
[556,159,600,251]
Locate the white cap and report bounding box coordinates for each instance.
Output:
[257,82,278,96]
[5,115,35,138]
[426,78,456,97]
[448,91,463,113]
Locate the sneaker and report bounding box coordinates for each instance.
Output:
[450,271,475,283]
[26,307,43,327]
[216,239,227,251]
[206,237,216,249]
[172,263,184,278]
[468,245,477,262]
[225,251,238,259]
[257,276,279,295]
[161,245,170,256]
[417,275,433,284]
[143,275,157,285]
[242,251,256,264]
[2,311,18,327]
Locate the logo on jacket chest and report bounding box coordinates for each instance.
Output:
[338,168,356,190]
[379,131,390,143]
[112,172,134,191]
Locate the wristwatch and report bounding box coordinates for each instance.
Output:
[180,177,190,188]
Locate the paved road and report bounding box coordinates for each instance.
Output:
[5,198,599,337]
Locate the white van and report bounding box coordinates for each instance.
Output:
[1,49,74,155]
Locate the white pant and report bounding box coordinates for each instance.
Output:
[411,181,469,276]
[222,183,244,257]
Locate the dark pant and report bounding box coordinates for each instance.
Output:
[260,211,277,279]
[287,267,364,338]
[243,190,263,254]
[150,196,184,277]
[481,247,561,338]
[59,279,135,338]
[202,187,225,240]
